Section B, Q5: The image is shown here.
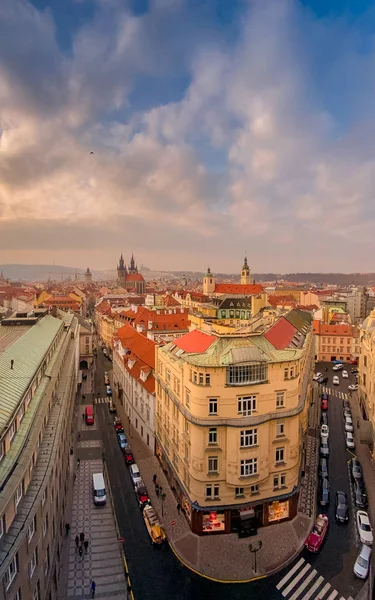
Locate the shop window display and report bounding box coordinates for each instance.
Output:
[268,500,289,522]
[202,511,225,532]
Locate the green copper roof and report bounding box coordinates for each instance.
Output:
[0,316,63,433]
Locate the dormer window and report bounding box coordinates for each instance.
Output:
[128,359,136,369]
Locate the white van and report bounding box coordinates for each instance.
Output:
[129,464,142,486]
[92,473,106,506]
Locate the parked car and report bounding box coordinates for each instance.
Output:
[348,384,358,391]
[313,372,323,381]
[305,514,329,552]
[134,481,150,508]
[335,491,349,523]
[321,398,328,411]
[353,544,372,579]
[124,445,134,466]
[343,399,351,411]
[351,368,359,374]
[351,459,363,482]
[117,432,127,450]
[319,458,329,478]
[345,417,354,433]
[354,481,368,509]
[113,417,124,433]
[321,413,328,426]
[342,370,349,378]
[319,478,330,506]
[321,424,329,438]
[108,399,116,413]
[346,432,356,450]
[333,364,344,371]
[357,511,373,546]
[320,439,329,458]
[333,375,340,385]
[104,375,110,385]
[129,463,142,486]
[106,385,112,396]
[344,409,352,420]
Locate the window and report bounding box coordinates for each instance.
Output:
[208,398,218,415]
[5,555,18,590]
[9,421,16,442]
[240,458,257,477]
[240,429,257,447]
[208,456,218,473]
[364,356,367,367]
[208,428,217,445]
[185,389,191,408]
[363,373,367,386]
[0,440,5,463]
[284,368,289,380]
[273,475,279,489]
[15,481,23,508]
[29,548,37,578]
[280,473,286,487]
[205,374,211,386]
[227,363,267,385]
[276,447,285,464]
[166,369,171,384]
[235,487,244,497]
[18,404,25,424]
[276,391,285,409]
[206,484,219,499]
[238,396,256,416]
[193,371,197,383]
[250,484,259,494]
[28,516,36,543]
[276,422,285,437]
[199,373,204,385]
[0,515,5,540]
[289,367,294,378]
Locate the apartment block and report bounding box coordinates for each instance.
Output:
[0,311,79,600]
[155,309,314,535]
[358,309,375,456]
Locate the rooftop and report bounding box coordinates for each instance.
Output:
[0,315,63,433]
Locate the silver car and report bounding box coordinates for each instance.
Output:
[354,544,372,579]
[345,418,354,433]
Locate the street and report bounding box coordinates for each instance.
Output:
[93,351,365,600]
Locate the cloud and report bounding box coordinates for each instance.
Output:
[2,0,375,272]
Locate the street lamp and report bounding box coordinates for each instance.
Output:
[161,492,166,517]
[249,540,263,574]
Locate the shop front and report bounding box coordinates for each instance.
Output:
[267,500,289,523]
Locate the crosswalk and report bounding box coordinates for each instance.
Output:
[276,557,353,600]
[94,397,112,404]
[321,387,348,400]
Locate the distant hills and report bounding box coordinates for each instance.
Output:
[1,264,375,286]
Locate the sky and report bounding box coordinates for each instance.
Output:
[2,0,375,273]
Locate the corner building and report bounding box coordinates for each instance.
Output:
[0,311,79,600]
[155,310,314,534]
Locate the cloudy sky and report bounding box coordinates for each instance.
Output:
[1,0,375,273]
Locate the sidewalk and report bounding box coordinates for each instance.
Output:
[123,420,313,582]
[59,399,129,599]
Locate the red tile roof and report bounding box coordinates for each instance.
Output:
[214,283,264,295]
[174,329,216,353]
[115,323,157,393]
[268,294,296,307]
[313,320,356,336]
[264,317,298,350]
[126,273,145,282]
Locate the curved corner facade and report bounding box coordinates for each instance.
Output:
[155,310,314,535]
[0,312,79,600]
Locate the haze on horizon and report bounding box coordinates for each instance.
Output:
[1,0,375,273]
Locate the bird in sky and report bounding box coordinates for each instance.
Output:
[90,151,94,154]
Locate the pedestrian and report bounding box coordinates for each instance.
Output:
[155,484,160,497]
[152,474,157,484]
[65,522,70,536]
[78,432,81,441]
[82,412,85,420]
[357,417,360,429]
[91,580,96,598]
[77,458,80,468]
[177,503,181,515]
[78,545,83,558]
[159,486,163,495]
[80,532,85,543]
[75,535,79,551]
[84,540,89,553]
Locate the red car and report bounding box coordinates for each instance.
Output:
[321,398,328,411]
[135,482,150,509]
[113,417,124,433]
[305,514,328,552]
[124,446,134,466]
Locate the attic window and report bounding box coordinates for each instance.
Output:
[128,359,136,369]
[175,349,185,357]
[170,344,176,351]
[140,370,149,382]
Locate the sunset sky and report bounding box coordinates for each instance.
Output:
[1,0,375,273]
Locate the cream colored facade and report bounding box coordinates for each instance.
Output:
[358,309,375,456]
[155,313,314,534]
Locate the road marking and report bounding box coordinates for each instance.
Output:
[326,591,338,600]
[316,583,331,599]
[302,575,324,600]
[288,569,317,600]
[282,564,311,597]
[277,558,305,590]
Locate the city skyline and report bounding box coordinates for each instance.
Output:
[2,0,375,271]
